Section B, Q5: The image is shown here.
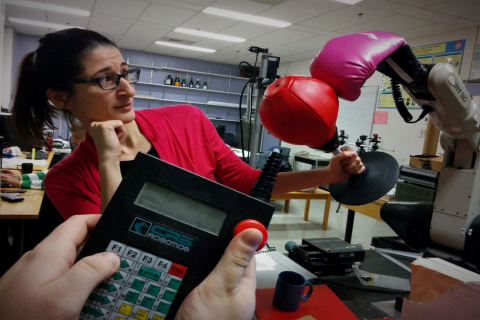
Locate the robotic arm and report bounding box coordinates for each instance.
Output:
[310,31,480,270]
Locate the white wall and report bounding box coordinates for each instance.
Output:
[277,27,480,165]
[2,26,13,109]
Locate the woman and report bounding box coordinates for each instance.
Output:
[11,28,364,220]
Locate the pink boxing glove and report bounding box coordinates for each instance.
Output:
[310,31,405,101]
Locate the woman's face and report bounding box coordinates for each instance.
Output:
[66,46,136,126]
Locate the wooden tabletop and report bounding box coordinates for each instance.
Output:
[271,188,331,200]
[341,195,393,222]
[0,151,54,219]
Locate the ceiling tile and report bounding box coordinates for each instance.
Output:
[299,5,394,31]
[252,29,317,46]
[258,0,345,24]
[389,0,447,8]
[93,0,150,20]
[164,31,205,42]
[46,12,90,28]
[357,0,457,23]
[144,44,179,55]
[5,3,47,22]
[177,12,238,32]
[197,52,237,62]
[220,22,279,40]
[88,17,132,36]
[398,24,462,40]
[284,34,331,51]
[444,18,480,28]
[138,3,197,27]
[91,12,172,30]
[11,23,49,37]
[425,1,480,18]
[193,38,239,50]
[279,51,316,63]
[116,38,152,51]
[287,25,345,37]
[339,14,434,34]
[468,15,480,23]
[208,0,271,15]
[93,0,149,19]
[147,0,205,11]
[178,0,217,6]
[44,0,96,12]
[124,25,170,41]
[173,49,211,59]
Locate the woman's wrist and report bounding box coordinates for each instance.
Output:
[98,155,120,167]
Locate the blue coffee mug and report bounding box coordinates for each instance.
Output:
[272,271,313,312]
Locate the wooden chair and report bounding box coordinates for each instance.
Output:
[271,188,332,230]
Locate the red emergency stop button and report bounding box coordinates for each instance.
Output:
[233,219,268,252]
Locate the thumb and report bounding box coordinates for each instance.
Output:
[58,252,120,302]
[208,229,263,292]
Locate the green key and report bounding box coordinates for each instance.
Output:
[138,266,161,281]
[125,290,139,304]
[162,290,176,302]
[167,278,181,290]
[141,296,155,309]
[147,284,161,296]
[156,301,171,314]
[131,278,145,291]
[120,260,130,268]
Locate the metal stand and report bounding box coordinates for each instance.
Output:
[248,53,271,167]
[345,209,356,244]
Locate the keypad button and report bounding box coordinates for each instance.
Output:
[106,241,127,256]
[123,246,142,262]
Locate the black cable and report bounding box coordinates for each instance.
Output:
[391,78,431,124]
[246,53,259,163]
[239,61,254,77]
[238,80,249,161]
[309,277,410,294]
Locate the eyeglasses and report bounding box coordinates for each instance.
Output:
[72,69,141,90]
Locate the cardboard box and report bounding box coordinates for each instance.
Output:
[410,155,443,172]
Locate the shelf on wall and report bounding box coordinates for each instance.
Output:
[208,118,240,122]
[136,81,246,96]
[128,63,246,80]
[134,95,247,108]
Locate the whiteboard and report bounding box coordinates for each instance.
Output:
[335,86,378,148]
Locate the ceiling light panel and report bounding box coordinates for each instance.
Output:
[4,0,90,16]
[155,41,216,53]
[203,7,291,27]
[9,17,83,30]
[174,28,246,42]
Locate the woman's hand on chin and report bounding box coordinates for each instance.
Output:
[89,120,126,163]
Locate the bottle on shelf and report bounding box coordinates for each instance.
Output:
[164,75,173,85]
[195,77,200,89]
[181,76,186,87]
[203,78,208,90]
[174,73,180,86]
[189,77,194,88]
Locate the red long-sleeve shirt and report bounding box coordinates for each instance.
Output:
[44,105,260,220]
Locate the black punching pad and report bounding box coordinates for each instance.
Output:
[329,152,399,206]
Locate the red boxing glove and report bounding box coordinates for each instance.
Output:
[259,75,338,148]
[310,31,405,101]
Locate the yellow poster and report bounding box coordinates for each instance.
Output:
[379,39,465,109]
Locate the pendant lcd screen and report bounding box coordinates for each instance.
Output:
[134,181,227,236]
